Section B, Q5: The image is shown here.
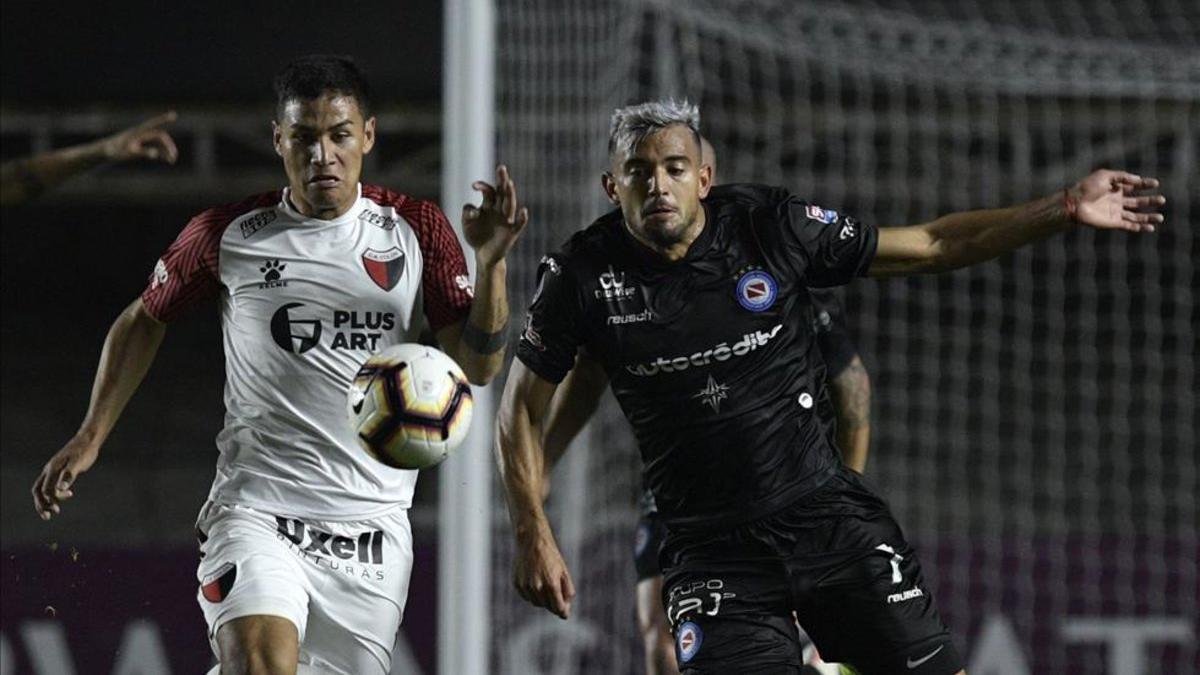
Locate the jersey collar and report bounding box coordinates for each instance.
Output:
[279,183,364,226]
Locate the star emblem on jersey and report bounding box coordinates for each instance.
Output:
[694,375,730,413]
[361,247,405,291]
[735,270,778,312]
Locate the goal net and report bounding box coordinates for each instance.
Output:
[490,2,1199,673]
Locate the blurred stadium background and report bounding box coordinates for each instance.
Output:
[2,1,1196,674]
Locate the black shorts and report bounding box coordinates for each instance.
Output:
[634,509,669,581]
[660,467,963,675]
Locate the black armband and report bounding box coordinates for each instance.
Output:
[462,321,508,354]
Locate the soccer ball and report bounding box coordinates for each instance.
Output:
[347,343,474,469]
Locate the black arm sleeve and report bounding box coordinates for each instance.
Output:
[515,255,586,384]
[781,197,879,287]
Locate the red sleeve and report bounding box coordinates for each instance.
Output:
[140,213,227,322]
[398,198,474,332]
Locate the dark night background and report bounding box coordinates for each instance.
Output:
[3,2,1197,673]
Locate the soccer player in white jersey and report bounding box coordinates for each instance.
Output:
[31,55,528,675]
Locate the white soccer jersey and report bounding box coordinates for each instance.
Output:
[142,184,473,519]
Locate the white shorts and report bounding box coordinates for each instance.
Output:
[195,501,413,675]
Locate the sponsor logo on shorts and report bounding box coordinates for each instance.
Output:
[888,587,925,604]
[876,543,904,584]
[839,217,857,240]
[200,562,237,603]
[239,210,277,239]
[907,644,944,669]
[625,324,783,376]
[806,204,838,224]
[520,315,545,351]
[276,516,384,564]
[676,621,703,663]
[668,579,737,624]
[735,270,777,312]
[276,517,387,581]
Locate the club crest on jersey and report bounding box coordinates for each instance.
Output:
[805,204,838,224]
[200,562,237,603]
[677,622,703,663]
[361,247,405,291]
[735,270,777,312]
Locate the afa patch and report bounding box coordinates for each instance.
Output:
[200,562,237,603]
[735,270,778,312]
[677,621,703,663]
[805,204,838,224]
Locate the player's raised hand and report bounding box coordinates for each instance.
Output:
[32,436,100,520]
[462,164,530,266]
[513,530,576,619]
[1067,170,1165,233]
[100,111,180,165]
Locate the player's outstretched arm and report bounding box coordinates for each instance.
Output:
[828,355,871,473]
[495,358,577,619]
[32,298,166,520]
[868,169,1165,277]
[1,111,179,207]
[541,353,609,494]
[438,165,530,384]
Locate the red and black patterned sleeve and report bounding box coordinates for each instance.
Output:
[140,212,227,322]
[400,198,474,332]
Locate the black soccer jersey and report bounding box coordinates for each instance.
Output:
[635,287,860,520]
[809,287,857,378]
[517,183,877,527]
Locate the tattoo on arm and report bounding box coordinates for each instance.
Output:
[831,358,870,428]
[462,320,508,355]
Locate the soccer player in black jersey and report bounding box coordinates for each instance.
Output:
[496,100,1164,674]
[539,138,871,675]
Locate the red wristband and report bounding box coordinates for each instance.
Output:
[1063,187,1079,221]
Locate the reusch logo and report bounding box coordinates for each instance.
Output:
[275,517,384,564]
[270,303,322,353]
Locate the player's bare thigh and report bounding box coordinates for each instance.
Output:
[636,575,679,675]
[216,614,299,675]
